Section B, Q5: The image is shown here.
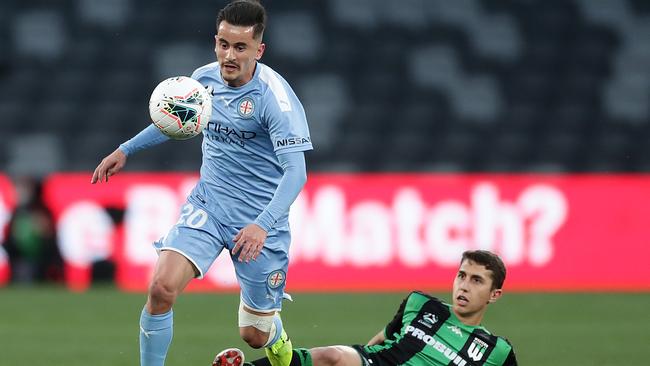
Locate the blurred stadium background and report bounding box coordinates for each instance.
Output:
[2,0,650,173]
[1,0,650,365]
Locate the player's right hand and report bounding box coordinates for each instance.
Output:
[232,223,268,262]
[91,148,127,184]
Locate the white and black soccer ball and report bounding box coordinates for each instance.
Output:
[149,76,212,140]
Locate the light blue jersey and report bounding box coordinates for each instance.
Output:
[120,61,310,311]
[191,61,312,231]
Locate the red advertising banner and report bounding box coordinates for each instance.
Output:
[0,175,17,284]
[42,173,650,292]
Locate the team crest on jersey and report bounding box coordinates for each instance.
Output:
[237,97,255,118]
[468,337,489,361]
[418,312,438,328]
[267,270,286,289]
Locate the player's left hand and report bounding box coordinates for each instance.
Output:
[232,224,268,262]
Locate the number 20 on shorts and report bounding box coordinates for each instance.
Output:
[176,203,208,228]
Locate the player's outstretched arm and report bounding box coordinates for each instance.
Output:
[91,148,127,183]
[91,124,171,184]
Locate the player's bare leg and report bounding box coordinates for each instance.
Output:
[238,307,281,346]
[237,304,293,366]
[140,250,197,366]
[309,346,362,366]
[215,345,361,366]
[145,250,197,314]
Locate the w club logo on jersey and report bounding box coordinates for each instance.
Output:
[237,97,255,118]
[468,337,489,361]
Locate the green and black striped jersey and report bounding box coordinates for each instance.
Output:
[361,291,517,366]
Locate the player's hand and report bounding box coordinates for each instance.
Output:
[367,330,386,346]
[232,224,268,262]
[91,148,127,184]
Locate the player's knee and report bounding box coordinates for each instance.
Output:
[239,327,267,349]
[148,280,177,312]
[238,302,282,348]
[311,347,343,366]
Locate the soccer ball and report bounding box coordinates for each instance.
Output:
[149,76,212,140]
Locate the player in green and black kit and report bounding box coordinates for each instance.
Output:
[214,250,517,366]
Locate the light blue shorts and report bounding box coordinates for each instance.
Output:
[154,194,290,312]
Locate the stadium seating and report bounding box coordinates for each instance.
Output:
[0,0,648,175]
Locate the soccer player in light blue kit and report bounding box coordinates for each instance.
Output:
[91,1,311,365]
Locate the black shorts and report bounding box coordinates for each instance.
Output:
[352,345,385,366]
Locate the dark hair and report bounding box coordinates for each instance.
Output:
[216,0,267,40]
[461,250,507,290]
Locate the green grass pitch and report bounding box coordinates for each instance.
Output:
[0,286,648,365]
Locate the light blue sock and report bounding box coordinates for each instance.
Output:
[265,314,284,347]
[139,308,173,366]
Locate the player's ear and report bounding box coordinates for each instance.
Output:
[488,289,502,304]
[256,42,265,60]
